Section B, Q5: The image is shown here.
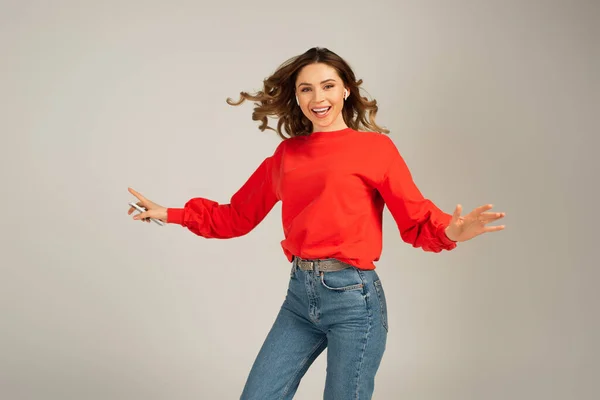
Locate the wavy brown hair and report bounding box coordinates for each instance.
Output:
[226,47,389,139]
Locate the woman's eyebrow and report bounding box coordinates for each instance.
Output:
[297,78,337,87]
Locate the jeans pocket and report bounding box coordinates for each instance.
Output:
[319,268,364,292]
[373,279,389,332]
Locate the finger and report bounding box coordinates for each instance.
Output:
[484,225,505,233]
[452,204,462,221]
[133,212,148,220]
[480,212,505,217]
[473,204,494,215]
[127,204,137,215]
[128,187,147,202]
[127,201,145,215]
[480,212,506,221]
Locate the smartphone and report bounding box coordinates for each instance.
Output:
[128,202,164,226]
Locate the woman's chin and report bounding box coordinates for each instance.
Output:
[309,111,345,132]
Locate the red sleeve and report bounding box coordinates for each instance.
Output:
[376,138,457,252]
[166,156,279,239]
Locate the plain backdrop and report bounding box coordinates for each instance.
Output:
[1,0,598,399]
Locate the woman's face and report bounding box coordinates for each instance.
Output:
[295,63,349,133]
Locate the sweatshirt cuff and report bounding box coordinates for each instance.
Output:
[167,208,185,225]
[438,223,458,249]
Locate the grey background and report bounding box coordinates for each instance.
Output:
[1,0,598,399]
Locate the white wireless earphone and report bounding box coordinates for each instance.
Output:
[296,95,299,105]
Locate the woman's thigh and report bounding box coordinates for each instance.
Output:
[240,302,327,400]
[318,268,389,400]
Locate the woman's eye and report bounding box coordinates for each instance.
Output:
[301,88,311,92]
[325,84,334,89]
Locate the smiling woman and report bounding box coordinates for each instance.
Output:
[226,47,389,138]
[128,46,506,400]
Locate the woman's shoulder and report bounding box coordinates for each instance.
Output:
[351,129,396,148]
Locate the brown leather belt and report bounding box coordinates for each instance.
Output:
[294,257,353,272]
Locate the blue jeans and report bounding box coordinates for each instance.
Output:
[240,258,388,399]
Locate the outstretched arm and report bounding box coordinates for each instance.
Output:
[128,156,280,239]
[375,138,456,252]
[166,156,280,239]
[376,138,505,250]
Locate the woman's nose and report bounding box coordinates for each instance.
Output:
[313,89,326,102]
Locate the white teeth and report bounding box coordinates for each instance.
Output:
[312,106,330,116]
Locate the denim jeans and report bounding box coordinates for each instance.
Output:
[240,257,388,399]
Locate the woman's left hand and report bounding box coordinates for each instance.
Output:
[444,204,506,243]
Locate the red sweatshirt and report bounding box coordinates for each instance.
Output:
[167,127,457,270]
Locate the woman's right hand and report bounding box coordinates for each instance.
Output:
[127,187,168,223]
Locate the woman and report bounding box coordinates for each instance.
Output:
[127,47,505,399]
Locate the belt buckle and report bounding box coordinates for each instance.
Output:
[298,260,314,270]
